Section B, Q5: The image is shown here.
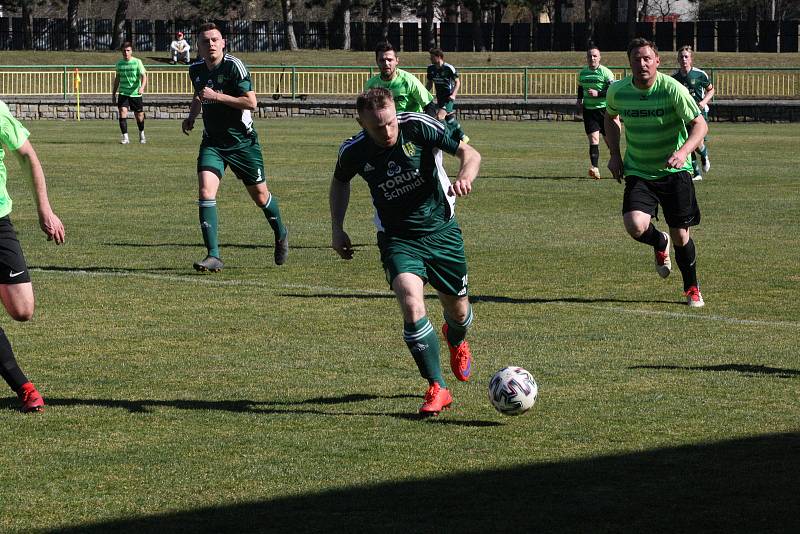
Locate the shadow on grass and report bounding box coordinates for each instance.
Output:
[47,432,799,533]
[491,175,590,181]
[281,292,678,306]
[631,363,800,378]
[101,241,369,251]
[0,392,499,426]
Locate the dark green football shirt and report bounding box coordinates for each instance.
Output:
[334,112,460,237]
[671,67,712,112]
[606,72,700,180]
[189,54,256,147]
[427,62,459,104]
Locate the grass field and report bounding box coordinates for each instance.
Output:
[2,49,800,68]
[0,118,798,532]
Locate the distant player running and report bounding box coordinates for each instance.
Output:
[182,22,288,272]
[672,45,714,181]
[605,38,708,308]
[577,45,615,180]
[0,99,66,413]
[365,42,437,115]
[331,88,481,416]
[112,42,147,145]
[426,48,469,144]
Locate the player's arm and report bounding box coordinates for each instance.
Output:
[698,83,715,110]
[139,68,147,95]
[668,114,708,170]
[450,142,481,197]
[11,140,64,244]
[451,77,460,100]
[604,111,624,182]
[576,85,583,111]
[182,94,202,135]
[329,177,354,259]
[199,87,257,111]
[111,74,119,104]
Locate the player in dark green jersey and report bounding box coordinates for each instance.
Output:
[182,22,288,272]
[112,42,147,144]
[0,100,65,413]
[364,42,436,115]
[330,88,481,416]
[426,48,469,144]
[673,45,714,181]
[576,45,615,180]
[605,38,708,308]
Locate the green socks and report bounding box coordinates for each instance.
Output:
[444,305,473,348]
[261,193,287,240]
[198,200,219,258]
[404,317,445,387]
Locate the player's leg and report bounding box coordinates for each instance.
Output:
[662,172,704,306]
[426,225,473,382]
[117,103,130,144]
[232,141,288,265]
[623,177,671,278]
[381,235,450,415]
[585,110,602,179]
[181,50,191,64]
[194,160,224,271]
[133,100,146,144]
[0,221,44,412]
[442,102,467,144]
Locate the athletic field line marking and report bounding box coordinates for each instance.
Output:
[31,268,799,328]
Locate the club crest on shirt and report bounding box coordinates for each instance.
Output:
[402,142,416,158]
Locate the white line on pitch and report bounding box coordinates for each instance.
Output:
[31,268,798,328]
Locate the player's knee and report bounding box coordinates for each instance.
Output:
[9,305,34,322]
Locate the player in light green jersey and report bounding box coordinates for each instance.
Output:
[182,22,288,272]
[605,38,708,308]
[0,100,65,413]
[576,46,615,179]
[331,88,481,416]
[112,42,147,144]
[673,45,714,180]
[364,42,436,114]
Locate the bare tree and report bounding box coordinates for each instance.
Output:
[627,0,637,41]
[111,0,129,50]
[67,0,80,50]
[424,0,436,49]
[380,0,390,41]
[281,0,298,50]
[584,0,593,45]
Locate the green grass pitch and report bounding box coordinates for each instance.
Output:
[0,118,798,532]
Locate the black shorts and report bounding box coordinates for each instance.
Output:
[0,216,31,284]
[623,171,701,228]
[583,108,606,135]
[118,95,144,113]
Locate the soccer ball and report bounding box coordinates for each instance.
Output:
[488,366,538,416]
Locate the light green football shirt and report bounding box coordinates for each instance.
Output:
[364,69,434,113]
[578,64,615,110]
[0,100,31,218]
[606,72,700,180]
[115,57,146,97]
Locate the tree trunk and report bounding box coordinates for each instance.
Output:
[466,0,484,51]
[554,0,563,24]
[67,0,80,50]
[424,0,436,49]
[627,0,637,42]
[585,0,593,46]
[343,3,351,50]
[381,0,390,42]
[282,0,298,51]
[21,0,33,50]
[111,0,129,51]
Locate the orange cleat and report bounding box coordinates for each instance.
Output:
[18,382,45,413]
[419,382,452,416]
[442,324,472,382]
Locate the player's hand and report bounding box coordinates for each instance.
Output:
[332,230,354,260]
[436,108,447,121]
[199,87,218,102]
[39,211,65,245]
[666,150,689,170]
[449,177,473,197]
[607,154,624,183]
[588,89,599,97]
[182,118,194,135]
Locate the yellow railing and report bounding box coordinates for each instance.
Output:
[1,66,798,99]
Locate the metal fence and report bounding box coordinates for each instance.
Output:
[1,65,798,100]
[1,17,799,53]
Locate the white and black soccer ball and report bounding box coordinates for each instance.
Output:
[488,366,538,416]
